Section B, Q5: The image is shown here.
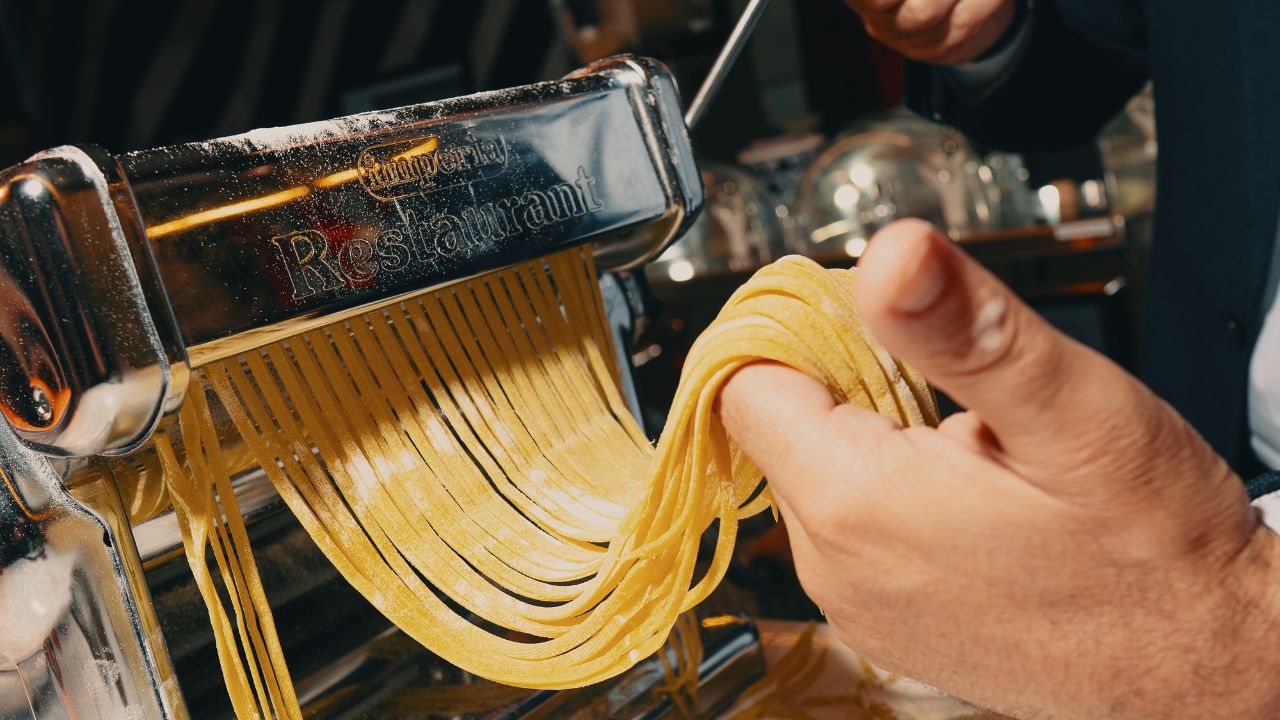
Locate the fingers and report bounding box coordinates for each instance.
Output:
[845,0,907,15]
[846,0,1017,64]
[926,1,1020,65]
[853,220,1139,476]
[887,0,955,35]
[719,361,898,506]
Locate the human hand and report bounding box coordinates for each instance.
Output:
[841,0,1019,64]
[719,219,1280,719]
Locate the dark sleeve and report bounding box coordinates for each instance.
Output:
[905,0,1150,153]
[1248,471,1280,502]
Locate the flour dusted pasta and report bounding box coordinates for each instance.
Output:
[157,247,936,712]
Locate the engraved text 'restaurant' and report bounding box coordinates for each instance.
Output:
[271,166,604,301]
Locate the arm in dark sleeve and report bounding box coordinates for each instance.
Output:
[906,0,1150,153]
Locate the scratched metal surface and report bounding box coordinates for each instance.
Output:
[120,62,692,364]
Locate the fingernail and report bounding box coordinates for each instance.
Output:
[891,234,950,314]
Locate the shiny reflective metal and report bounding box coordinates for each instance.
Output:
[0,55,715,720]
[1099,83,1157,218]
[0,54,701,459]
[794,110,997,258]
[129,54,699,367]
[684,0,772,129]
[0,145,182,458]
[0,427,182,719]
[648,164,793,285]
[795,108,1144,260]
[500,613,761,718]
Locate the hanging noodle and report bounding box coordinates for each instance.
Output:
[156,247,937,711]
[654,611,705,717]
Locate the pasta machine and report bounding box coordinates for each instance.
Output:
[0,55,766,719]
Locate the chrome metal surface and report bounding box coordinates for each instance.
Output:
[0,54,699,446]
[794,110,997,259]
[0,424,183,719]
[648,164,792,285]
[120,55,700,365]
[494,614,762,720]
[0,147,182,457]
[684,0,772,130]
[796,108,1144,260]
[128,451,762,719]
[1099,84,1157,218]
[0,54,716,720]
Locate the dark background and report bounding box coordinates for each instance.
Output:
[0,0,898,166]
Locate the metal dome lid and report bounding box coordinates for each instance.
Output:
[793,109,998,259]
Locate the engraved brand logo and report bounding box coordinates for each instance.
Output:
[356,134,509,201]
[273,166,604,301]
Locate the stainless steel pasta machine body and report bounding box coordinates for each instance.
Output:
[0,56,752,720]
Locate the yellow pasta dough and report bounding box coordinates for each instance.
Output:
[655,611,705,717]
[156,247,937,714]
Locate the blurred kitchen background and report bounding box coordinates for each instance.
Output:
[0,0,1155,619]
[0,0,1155,431]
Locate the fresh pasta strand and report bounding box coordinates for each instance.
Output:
[653,611,705,718]
[157,386,302,720]
[158,247,938,713]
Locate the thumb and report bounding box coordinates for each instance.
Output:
[853,219,1157,482]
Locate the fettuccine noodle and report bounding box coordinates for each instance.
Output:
[156,247,936,714]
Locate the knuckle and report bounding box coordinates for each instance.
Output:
[930,35,975,63]
[893,0,953,34]
[970,292,1020,367]
[827,403,880,436]
[858,0,907,14]
[952,292,1071,403]
[947,0,991,35]
[826,408,901,472]
[862,18,892,44]
[942,291,1018,376]
[801,500,852,543]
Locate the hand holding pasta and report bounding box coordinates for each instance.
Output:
[156,245,941,714]
[719,219,1280,720]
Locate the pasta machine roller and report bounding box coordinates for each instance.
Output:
[0,55,765,719]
